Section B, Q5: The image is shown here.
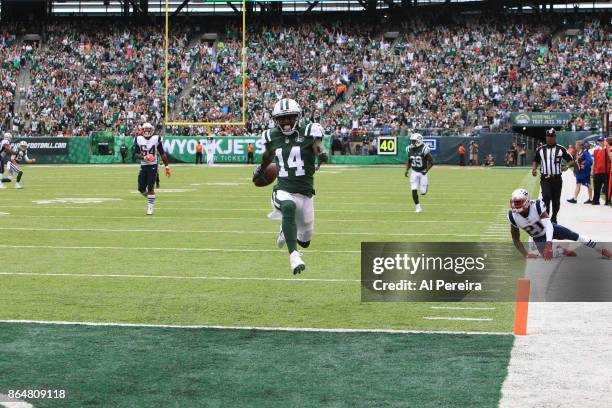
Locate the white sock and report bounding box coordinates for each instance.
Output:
[578,235,597,249]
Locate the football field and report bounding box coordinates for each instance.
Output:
[0,164,536,407]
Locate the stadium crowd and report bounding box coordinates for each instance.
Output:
[1,14,610,137]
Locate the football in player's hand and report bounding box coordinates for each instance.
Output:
[254,164,277,187]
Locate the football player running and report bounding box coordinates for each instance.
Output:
[133,123,171,215]
[2,141,36,189]
[0,132,17,189]
[252,98,328,274]
[405,133,434,213]
[508,188,611,260]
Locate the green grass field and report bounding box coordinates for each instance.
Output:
[0,164,537,407]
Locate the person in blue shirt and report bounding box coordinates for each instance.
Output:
[567,140,593,204]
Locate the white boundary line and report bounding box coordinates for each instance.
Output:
[0,396,34,408]
[0,227,501,238]
[0,244,359,253]
[0,319,512,336]
[430,306,496,311]
[423,317,494,321]
[0,272,359,283]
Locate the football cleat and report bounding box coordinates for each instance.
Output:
[14,183,22,189]
[146,204,153,215]
[290,250,305,275]
[415,204,422,213]
[277,226,286,248]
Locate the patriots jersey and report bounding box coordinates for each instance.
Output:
[508,199,547,238]
[12,149,30,164]
[0,139,9,160]
[135,135,165,166]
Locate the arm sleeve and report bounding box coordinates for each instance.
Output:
[535,200,546,216]
[507,211,518,228]
[156,138,165,155]
[261,130,272,152]
[533,148,541,163]
[133,139,141,155]
[541,217,554,242]
[561,146,573,162]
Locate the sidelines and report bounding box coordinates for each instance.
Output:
[0,272,359,283]
[0,319,512,336]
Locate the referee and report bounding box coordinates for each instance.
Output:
[532,128,574,224]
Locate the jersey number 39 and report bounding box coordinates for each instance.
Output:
[275,147,305,177]
[410,156,423,168]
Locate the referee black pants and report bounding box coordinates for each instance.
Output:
[592,173,609,204]
[540,176,562,223]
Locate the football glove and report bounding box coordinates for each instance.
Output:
[404,170,410,178]
[318,152,329,164]
[165,166,171,178]
[252,165,267,184]
[144,154,155,162]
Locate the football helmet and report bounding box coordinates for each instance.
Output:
[141,123,155,138]
[3,132,12,142]
[410,133,424,147]
[272,98,302,136]
[19,141,28,151]
[510,188,530,213]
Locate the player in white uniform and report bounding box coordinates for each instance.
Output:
[508,188,611,260]
[133,123,171,215]
[0,132,17,190]
[205,137,215,166]
[3,141,36,189]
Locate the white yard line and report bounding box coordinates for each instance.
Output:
[423,317,494,321]
[0,227,497,238]
[0,244,360,253]
[0,319,512,336]
[429,306,496,311]
[0,272,359,283]
[500,171,612,408]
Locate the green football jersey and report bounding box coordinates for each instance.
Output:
[407,144,431,173]
[262,123,324,196]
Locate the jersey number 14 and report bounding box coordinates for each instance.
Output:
[275,147,305,177]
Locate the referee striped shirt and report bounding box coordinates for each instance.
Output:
[534,144,573,176]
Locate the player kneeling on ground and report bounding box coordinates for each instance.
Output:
[1,141,36,189]
[508,188,611,260]
[405,133,434,213]
[252,98,328,275]
[134,123,171,215]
